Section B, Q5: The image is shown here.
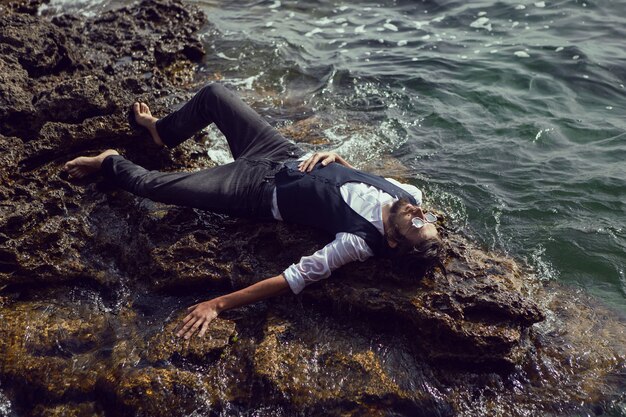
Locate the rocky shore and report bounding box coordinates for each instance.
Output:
[0,1,623,416]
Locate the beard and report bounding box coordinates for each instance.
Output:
[388,198,410,228]
[386,198,411,248]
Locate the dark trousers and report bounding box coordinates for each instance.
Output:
[101,83,304,218]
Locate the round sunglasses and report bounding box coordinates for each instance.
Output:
[411,212,438,228]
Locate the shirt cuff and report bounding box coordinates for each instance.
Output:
[283,264,306,294]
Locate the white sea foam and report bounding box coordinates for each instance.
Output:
[533,127,553,142]
[354,25,366,34]
[304,28,323,37]
[206,146,233,165]
[397,40,408,46]
[228,72,264,90]
[515,4,526,10]
[384,22,399,31]
[315,17,333,25]
[534,1,546,7]
[205,127,234,165]
[514,51,530,57]
[0,387,13,417]
[39,0,107,17]
[414,20,429,29]
[431,15,446,23]
[572,55,580,60]
[555,46,564,52]
[216,52,237,61]
[470,17,492,31]
[529,245,558,281]
[478,11,487,16]
[268,0,281,9]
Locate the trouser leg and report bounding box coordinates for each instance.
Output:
[156,83,303,161]
[101,155,277,218]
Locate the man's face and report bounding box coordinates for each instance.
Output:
[388,199,438,248]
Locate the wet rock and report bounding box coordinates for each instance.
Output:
[278,116,331,145]
[101,367,210,416]
[0,0,48,14]
[0,0,623,416]
[31,402,104,417]
[33,75,118,124]
[296,235,545,369]
[0,0,206,143]
[0,13,77,79]
[149,232,233,291]
[253,313,435,415]
[0,302,110,402]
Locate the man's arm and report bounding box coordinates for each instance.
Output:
[385,177,423,206]
[177,275,289,339]
[283,233,373,294]
[178,234,372,338]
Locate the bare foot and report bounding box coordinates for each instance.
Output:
[63,149,119,179]
[133,102,165,147]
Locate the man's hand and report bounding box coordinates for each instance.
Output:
[298,151,354,172]
[175,275,289,339]
[177,300,220,339]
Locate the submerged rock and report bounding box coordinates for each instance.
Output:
[0,1,623,416]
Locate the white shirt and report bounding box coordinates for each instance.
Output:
[271,175,423,294]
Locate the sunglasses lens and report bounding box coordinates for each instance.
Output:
[425,213,437,222]
[412,217,425,228]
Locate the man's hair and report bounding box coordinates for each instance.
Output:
[391,231,446,277]
[385,198,446,276]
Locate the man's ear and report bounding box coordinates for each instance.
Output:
[386,236,398,248]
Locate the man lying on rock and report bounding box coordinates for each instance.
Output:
[64,83,443,339]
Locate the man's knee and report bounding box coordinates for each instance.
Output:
[200,82,227,99]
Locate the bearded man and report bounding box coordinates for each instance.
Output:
[64,83,443,339]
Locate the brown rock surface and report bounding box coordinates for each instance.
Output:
[0,1,623,416]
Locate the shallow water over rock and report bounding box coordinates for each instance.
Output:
[0,1,624,416]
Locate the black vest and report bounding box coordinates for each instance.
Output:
[275,161,416,255]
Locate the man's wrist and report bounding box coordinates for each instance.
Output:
[212,297,227,314]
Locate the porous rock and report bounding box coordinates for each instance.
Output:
[0,0,622,416]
